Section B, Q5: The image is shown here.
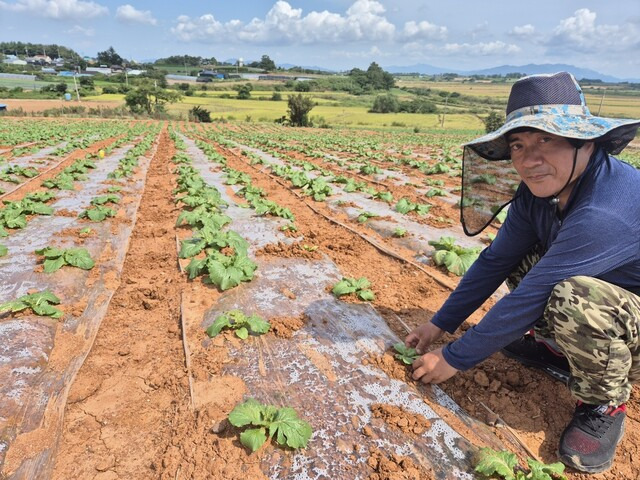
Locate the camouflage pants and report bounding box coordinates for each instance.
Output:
[507,247,640,405]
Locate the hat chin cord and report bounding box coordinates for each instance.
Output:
[548,145,581,207]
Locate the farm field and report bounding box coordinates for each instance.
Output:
[0,117,639,480]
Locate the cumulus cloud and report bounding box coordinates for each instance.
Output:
[330,45,390,59]
[66,24,94,36]
[510,24,535,37]
[548,8,640,53]
[0,0,107,20]
[402,20,447,40]
[171,0,395,44]
[116,4,157,26]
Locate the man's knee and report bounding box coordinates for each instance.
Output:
[550,276,592,303]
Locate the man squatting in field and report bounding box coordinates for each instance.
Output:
[405,72,640,473]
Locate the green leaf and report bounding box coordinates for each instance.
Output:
[28,290,61,305]
[352,277,371,290]
[0,299,28,314]
[395,198,413,214]
[228,398,265,427]
[185,257,206,279]
[246,315,270,335]
[357,289,375,301]
[82,206,115,222]
[269,407,313,449]
[179,238,206,258]
[332,279,356,297]
[393,342,419,365]
[0,244,7,257]
[235,327,249,339]
[91,194,120,205]
[43,256,66,273]
[35,246,64,258]
[206,314,232,337]
[240,428,268,452]
[526,458,567,480]
[30,301,63,318]
[233,255,257,278]
[63,248,95,270]
[428,236,457,251]
[474,448,518,480]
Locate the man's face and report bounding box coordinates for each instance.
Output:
[507,130,592,205]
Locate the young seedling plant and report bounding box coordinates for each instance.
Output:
[228,398,313,452]
[393,227,407,238]
[205,309,270,339]
[332,277,375,301]
[0,290,63,318]
[395,198,432,216]
[428,236,482,276]
[357,211,378,223]
[35,246,95,272]
[80,206,116,222]
[393,342,419,365]
[474,447,567,480]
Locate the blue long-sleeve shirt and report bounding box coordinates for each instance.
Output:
[433,148,640,371]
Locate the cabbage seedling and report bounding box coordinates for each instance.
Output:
[228,398,312,452]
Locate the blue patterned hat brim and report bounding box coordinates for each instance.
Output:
[466,104,640,160]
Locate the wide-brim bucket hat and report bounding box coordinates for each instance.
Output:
[461,71,640,236]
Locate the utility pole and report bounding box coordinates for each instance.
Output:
[597,88,606,116]
[440,93,450,128]
[73,74,81,101]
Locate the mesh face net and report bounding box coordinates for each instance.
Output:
[460,146,522,236]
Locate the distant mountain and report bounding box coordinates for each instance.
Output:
[384,62,639,83]
[468,64,628,83]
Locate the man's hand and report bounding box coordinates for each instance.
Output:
[405,322,444,354]
[411,347,458,384]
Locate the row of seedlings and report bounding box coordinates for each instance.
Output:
[170,129,314,454]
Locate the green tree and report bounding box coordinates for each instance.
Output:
[124,82,182,115]
[370,94,399,113]
[258,54,276,71]
[78,76,94,88]
[96,46,124,66]
[235,83,253,100]
[189,106,212,123]
[484,111,505,133]
[287,93,315,127]
[347,62,395,91]
[366,62,395,90]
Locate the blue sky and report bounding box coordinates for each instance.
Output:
[1,1,639,78]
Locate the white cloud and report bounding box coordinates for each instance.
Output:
[116,4,157,26]
[510,24,535,37]
[66,24,94,36]
[171,0,395,44]
[330,45,390,59]
[402,20,447,40]
[470,21,490,39]
[442,41,521,56]
[548,8,640,53]
[0,0,107,20]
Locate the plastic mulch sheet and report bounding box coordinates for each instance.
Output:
[0,141,155,480]
[180,137,512,479]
